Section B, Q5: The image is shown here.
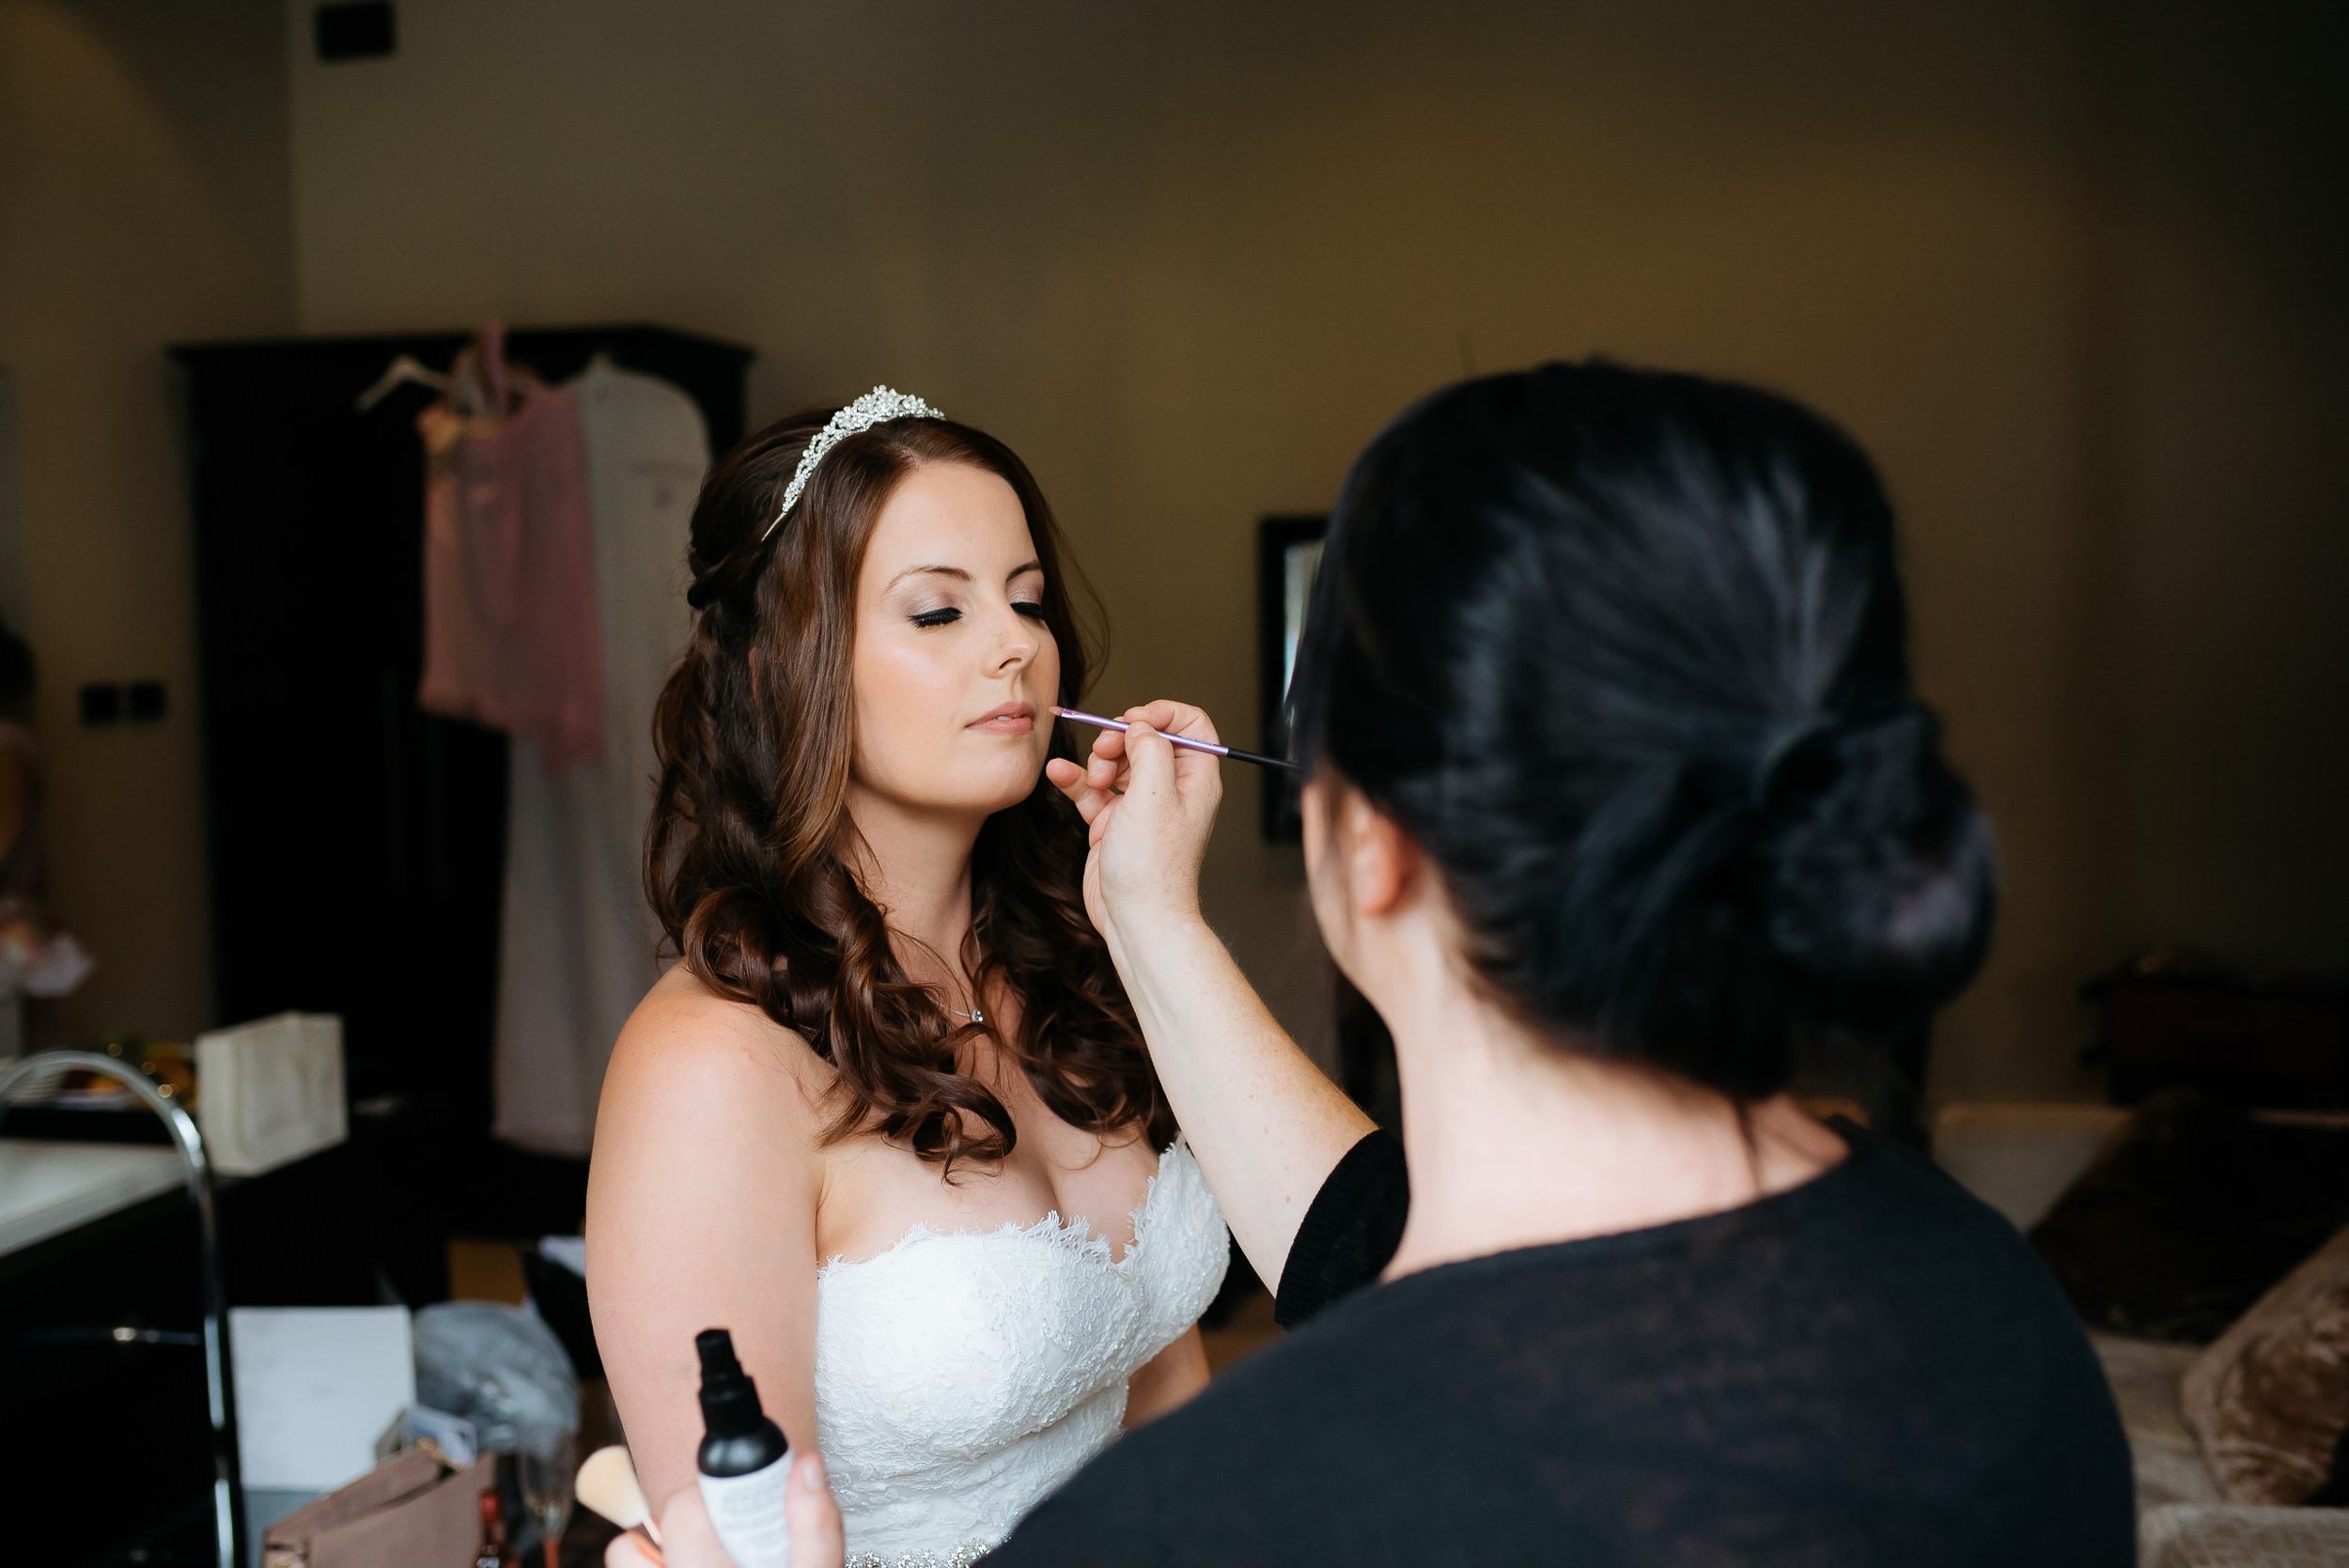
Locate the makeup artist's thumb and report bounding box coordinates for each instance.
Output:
[788,1451,846,1568]
[1124,720,1174,797]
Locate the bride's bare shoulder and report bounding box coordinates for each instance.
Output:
[588,966,827,1307]
[599,962,832,1142]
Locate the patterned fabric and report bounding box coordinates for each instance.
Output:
[843,1548,988,1568]
[2183,1224,2349,1504]
[814,1139,1227,1563]
[2090,1332,2221,1510]
[2139,1504,2349,1568]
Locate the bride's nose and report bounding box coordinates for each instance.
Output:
[989,604,1039,674]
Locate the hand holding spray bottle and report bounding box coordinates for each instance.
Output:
[695,1327,793,1568]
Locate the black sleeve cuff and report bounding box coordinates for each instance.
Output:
[1273,1128,1409,1328]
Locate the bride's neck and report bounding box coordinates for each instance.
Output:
[1379,956,1843,1280]
[843,787,984,974]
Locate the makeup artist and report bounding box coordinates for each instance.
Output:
[630,362,2136,1567]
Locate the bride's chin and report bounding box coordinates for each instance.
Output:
[952,766,1047,818]
[879,745,1049,821]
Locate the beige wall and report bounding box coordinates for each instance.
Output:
[2097,7,2348,979]
[9,1,2340,1096]
[281,0,2346,1099]
[0,0,295,1044]
[282,0,2348,1099]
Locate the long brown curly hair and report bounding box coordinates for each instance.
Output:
[647,406,1169,1172]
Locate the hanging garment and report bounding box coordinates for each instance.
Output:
[492,358,707,1155]
[417,329,604,769]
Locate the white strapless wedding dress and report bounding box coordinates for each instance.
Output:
[815,1139,1230,1566]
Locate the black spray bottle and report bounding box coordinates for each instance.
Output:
[695,1327,793,1568]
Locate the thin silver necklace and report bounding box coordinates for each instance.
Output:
[924,965,982,1023]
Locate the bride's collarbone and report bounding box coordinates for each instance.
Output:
[814,1126,1162,1268]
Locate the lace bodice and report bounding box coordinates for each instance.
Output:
[814,1139,1229,1565]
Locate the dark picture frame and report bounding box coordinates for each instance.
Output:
[1257,515,1327,840]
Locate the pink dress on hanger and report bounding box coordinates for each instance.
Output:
[417,326,604,768]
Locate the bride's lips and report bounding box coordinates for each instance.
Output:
[967,701,1036,735]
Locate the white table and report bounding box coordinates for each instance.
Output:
[0,1137,187,1257]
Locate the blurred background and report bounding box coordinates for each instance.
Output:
[8,0,2346,1100]
[2,2,2344,1563]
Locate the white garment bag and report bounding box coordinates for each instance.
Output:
[493,360,707,1155]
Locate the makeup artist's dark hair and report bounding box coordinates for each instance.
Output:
[1289,361,1997,1098]
[649,407,1167,1171]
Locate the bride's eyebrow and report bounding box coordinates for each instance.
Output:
[881,560,1044,592]
[884,564,971,592]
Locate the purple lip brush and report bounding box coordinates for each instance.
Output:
[1050,706,1302,773]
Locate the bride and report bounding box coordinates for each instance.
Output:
[585,391,1229,1566]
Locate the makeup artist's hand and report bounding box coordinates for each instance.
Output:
[603,1452,845,1568]
[1048,704,1371,1291]
[1045,700,1222,950]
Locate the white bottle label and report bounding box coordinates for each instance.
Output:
[699,1452,792,1568]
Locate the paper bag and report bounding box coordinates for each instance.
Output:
[195,1010,346,1175]
[261,1448,494,1568]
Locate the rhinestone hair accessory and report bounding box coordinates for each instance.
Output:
[760,385,945,541]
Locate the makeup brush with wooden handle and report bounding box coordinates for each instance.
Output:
[577,1445,665,1563]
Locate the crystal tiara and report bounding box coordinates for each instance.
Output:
[760,385,945,541]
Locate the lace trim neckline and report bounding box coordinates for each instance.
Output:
[818,1137,1188,1280]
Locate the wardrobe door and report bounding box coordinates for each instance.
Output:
[178,328,750,1144]
[179,339,507,1134]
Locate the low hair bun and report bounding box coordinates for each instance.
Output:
[1291,360,2001,1102]
[1750,705,1998,1033]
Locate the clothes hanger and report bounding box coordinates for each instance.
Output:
[353,353,452,412]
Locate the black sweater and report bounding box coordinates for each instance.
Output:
[988,1123,2133,1566]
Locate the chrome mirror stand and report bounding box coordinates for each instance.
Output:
[0,1049,239,1568]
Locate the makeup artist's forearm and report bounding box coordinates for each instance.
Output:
[1112,912,1373,1288]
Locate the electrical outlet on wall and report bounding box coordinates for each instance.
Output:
[79,680,166,727]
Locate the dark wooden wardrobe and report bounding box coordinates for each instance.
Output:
[171,325,751,1283]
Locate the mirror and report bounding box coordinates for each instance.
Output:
[1257,515,1326,840]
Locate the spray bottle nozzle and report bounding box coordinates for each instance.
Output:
[696,1326,767,1438]
[692,1327,791,1560]
[696,1327,745,1379]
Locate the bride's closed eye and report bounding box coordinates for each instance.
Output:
[910,600,1047,629]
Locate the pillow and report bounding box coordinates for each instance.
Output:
[2028,1091,2349,1343]
[2181,1223,2349,1504]
[2312,1421,2349,1505]
[2139,1503,2349,1568]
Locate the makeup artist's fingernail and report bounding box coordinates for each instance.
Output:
[796,1453,826,1489]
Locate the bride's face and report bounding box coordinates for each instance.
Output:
[848,460,1061,819]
